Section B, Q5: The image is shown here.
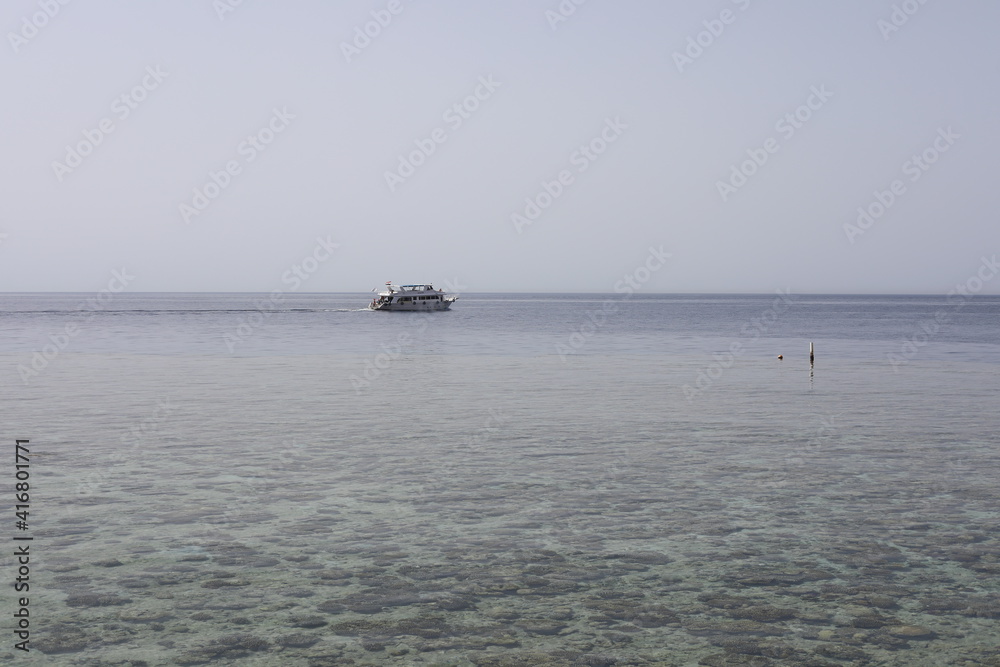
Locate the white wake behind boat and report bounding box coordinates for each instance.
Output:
[369,282,457,311]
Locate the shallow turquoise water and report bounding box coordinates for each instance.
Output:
[1,294,998,665]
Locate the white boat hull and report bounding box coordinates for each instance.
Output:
[370,298,456,312]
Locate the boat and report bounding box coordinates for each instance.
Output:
[369,282,457,311]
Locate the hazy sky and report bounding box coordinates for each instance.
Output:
[3,0,998,293]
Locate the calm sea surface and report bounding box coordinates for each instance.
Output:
[1,293,998,666]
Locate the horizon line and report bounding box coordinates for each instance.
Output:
[2,291,997,297]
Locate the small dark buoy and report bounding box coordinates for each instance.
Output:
[777,355,783,360]
[810,342,815,365]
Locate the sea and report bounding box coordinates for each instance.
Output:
[1,292,998,666]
